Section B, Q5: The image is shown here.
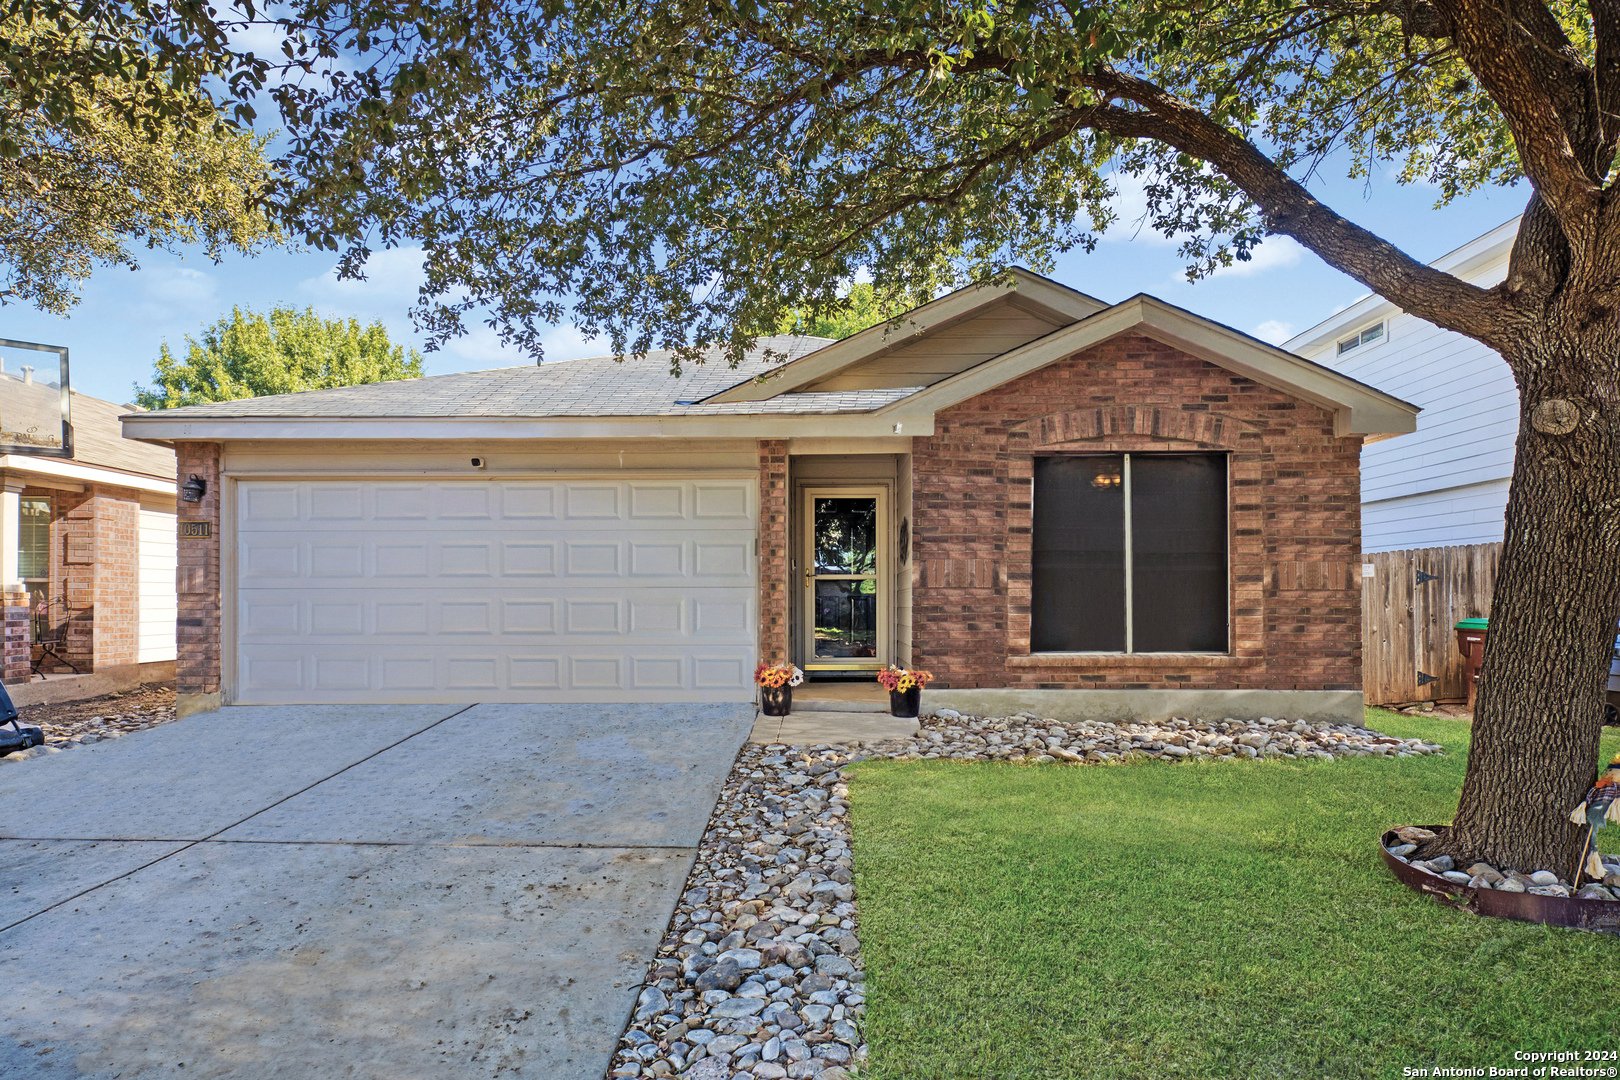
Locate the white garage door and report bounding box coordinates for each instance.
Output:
[234,478,757,704]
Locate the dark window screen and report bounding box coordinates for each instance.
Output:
[1031,456,1126,651]
[1131,455,1228,651]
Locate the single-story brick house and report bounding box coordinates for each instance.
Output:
[121,272,1417,722]
[3,388,179,688]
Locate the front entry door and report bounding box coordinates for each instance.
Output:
[802,487,889,671]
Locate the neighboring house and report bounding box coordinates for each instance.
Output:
[122,271,1417,723]
[2,389,179,686]
[1284,219,1519,553]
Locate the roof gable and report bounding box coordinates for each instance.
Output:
[872,295,1418,438]
[700,268,1106,403]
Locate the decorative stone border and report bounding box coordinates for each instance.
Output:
[1381,828,1620,934]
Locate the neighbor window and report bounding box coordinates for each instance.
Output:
[1031,454,1228,653]
[18,495,50,612]
[1336,321,1385,356]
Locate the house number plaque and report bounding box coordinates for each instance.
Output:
[180,521,213,539]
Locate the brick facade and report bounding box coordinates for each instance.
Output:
[25,483,142,673]
[757,439,790,665]
[3,585,28,685]
[175,442,222,699]
[911,334,1362,691]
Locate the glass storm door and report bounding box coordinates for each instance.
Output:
[802,488,888,670]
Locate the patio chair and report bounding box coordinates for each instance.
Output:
[30,594,81,678]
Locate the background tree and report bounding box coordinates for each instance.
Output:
[0,14,277,312]
[135,305,424,408]
[16,0,1620,874]
[776,283,901,340]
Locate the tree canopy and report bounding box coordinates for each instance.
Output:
[0,14,277,313]
[134,305,424,409]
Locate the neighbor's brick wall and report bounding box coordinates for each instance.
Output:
[2,585,29,685]
[176,442,222,697]
[758,439,790,665]
[27,483,142,673]
[911,334,1363,691]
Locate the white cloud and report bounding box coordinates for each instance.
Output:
[298,247,427,310]
[141,265,218,306]
[1252,319,1295,345]
[1098,171,1179,247]
[1207,235,1305,278]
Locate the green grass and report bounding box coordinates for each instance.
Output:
[847,711,1620,1080]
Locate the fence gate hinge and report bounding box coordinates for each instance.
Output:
[1416,671,1440,687]
[1415,570,1438,585]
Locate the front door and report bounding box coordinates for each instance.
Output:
[801,487,889,671]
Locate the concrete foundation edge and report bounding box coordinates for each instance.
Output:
[923,688,1366,726]
[7,660,176,707]
[176,691,223,718]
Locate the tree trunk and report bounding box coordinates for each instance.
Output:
[1430,324,1620,876]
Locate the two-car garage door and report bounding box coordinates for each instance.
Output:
[234,477,756,704]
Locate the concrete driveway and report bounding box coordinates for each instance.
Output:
[0,702,753,1079]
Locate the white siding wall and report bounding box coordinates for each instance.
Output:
[138,495,178,663]
[1362,478,1511,553]
[1291,239,1518,552]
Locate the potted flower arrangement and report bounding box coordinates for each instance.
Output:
[755,662,804,716]
[877,666,933,718]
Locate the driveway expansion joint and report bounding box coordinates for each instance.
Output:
[0,702,475,935]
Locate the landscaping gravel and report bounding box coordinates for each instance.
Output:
[607,710,1438,1079]
[1384,825,1620,900]
[2,683,177,763]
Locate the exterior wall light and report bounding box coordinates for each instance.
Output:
[180,474,207,503]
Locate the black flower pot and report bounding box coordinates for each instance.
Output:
[889,685,921,718]
[761,685,792,716]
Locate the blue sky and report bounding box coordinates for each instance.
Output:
[0,162,1526,406]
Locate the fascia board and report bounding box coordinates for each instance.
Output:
[873,296,1418,436]
[120,412,937,442]
[0,453,177,494]
[702,269,1105,405]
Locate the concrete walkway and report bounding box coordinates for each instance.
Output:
[0,702,753,1079]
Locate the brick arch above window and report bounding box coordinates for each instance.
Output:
[1020,405,1261,450]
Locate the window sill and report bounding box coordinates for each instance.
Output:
[1006,652,1253,669]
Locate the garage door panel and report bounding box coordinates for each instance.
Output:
[235,478,756,704]
[235,645,755,704]
[236,480,752,531]
[238,588,748,644]
[238,534,753,587]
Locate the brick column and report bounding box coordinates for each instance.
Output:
[175,442,222,715]
[2,584,29,685]
[757,439,789,665]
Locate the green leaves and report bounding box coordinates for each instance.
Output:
[133,305,425,408]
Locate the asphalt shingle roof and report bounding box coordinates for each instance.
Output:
[136,336,919,419]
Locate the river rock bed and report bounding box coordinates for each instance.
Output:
[859,709,1444,764]
[607,741,864,1080]
[1385,826,1620,900]
[2,684,178,763]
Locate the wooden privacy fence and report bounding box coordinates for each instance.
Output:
[1361,542,1502,706]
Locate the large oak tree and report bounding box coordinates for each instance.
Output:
[20,0,1618,872]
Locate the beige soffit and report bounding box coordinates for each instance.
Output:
[700,268,1107,404]
[875,295,1420,438]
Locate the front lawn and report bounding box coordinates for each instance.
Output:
[848,711,1620,1080]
